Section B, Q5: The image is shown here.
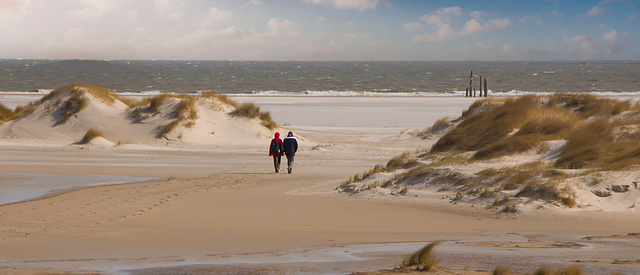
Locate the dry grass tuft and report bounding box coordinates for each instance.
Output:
[201,91,239,108]
[385,152,417,171]
[433,96,538,153]
[175,97,198,120]
[492,266,513,275]
[82,128,104,144]
[533,265,584,275]
[147,94,171,114]
[0,103,13,122]
[231,103,278,130]
[157,120,180,138]
[116,140,133,146]
[400,242,439,271]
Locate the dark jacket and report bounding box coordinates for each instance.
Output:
[282,136,298,156]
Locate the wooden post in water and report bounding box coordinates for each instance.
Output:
[484,78,488,97]
[469,70,473,97]
[465,87,469,97]
[479,76,483,97]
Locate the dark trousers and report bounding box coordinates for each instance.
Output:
[273,155,281,172]
[286,155,294,171]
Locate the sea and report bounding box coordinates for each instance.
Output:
[1,59,639,96]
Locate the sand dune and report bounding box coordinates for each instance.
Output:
[0,84,280,147]
[1,92,639,274]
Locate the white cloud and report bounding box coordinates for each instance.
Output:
[601,30,618,46]
[413,7,462,44]
[305,0,379,11]
[68,0,113,19]
[419,6,461,25]
[246,0,261,6]
[413,23,453,44]
[587,5,605,17]
[267,18,295,35]
[437,6,461,16]
[202,6,232,26]
[461,18,511,35]
[154,0,185,20]
[402,22,422,30]
[0,0,30,15]
[563,35,601,59]
[469,10,487,18]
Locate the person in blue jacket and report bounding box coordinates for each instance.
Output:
[282,131,299,174]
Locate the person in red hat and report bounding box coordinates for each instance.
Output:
[268,132,284,173]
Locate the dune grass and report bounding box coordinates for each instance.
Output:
[400,242,439,271]
[533,265,583,275]
[492,266,513,275]
[231,103,278,130]
[157,120,180,138]
[147,94,171,113]
[175,97,198,120]
[556,119,640,170]
[432,96,539,153]
[430,94,640,170]
[201,91,239,108]
[82,128,104,144]
[0,103,13,122]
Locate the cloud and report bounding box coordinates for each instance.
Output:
[587,5,605,17]
[461,18,511,35]
[0,0,30,15]
[601,30,618,45]
[246,0,261,6]
[413,23,453,44]
[413,6,471,44]
[202,6,233,26]
[266,18,295,34]
[437,6,462,16]
[305,0,379,11]
[154,0,185,20]
[563,35,601,59]
[402,22,422,30]
[68,0,113,19]
[469,10,487,18]
[559,30,629,59]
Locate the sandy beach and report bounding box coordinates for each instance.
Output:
[1,93,640,275]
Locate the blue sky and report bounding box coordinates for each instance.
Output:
[0,0,638,60]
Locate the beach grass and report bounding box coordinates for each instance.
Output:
[148,94,171,114]
[82,128,104,144]
[231,102,278,130]
[492,266,513,275]
[340,94,640,209]
[201,91,239,108]
[175,97,198,120]
[157,120,180,138]
[400,242,439,271]
[0,103,13,122]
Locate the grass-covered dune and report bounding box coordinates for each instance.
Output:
[340,94,640,212]
[0,83,278,145]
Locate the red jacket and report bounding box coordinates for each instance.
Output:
[269,132,283,156]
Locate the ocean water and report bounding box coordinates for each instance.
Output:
[1,59,639,96]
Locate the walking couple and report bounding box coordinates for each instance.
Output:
[268,131,298,174]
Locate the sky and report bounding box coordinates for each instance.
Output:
[0,0,638,61]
